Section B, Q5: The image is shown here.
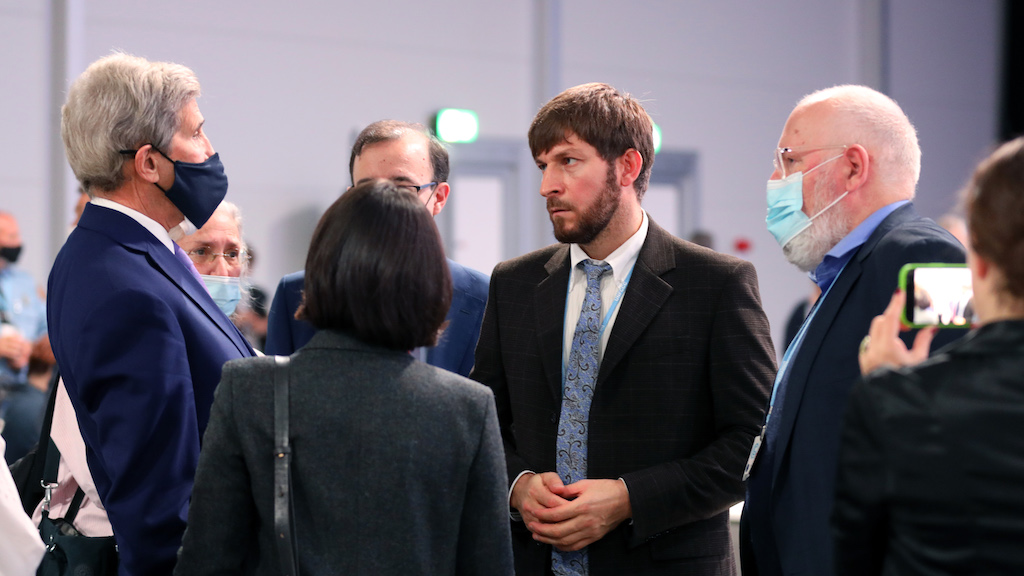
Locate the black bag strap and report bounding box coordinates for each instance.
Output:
[273,356,299,576]
[36,369,62,515]
[39,371,87,523]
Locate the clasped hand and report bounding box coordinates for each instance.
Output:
[510,472,632,551]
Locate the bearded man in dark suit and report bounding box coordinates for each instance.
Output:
[471,82,776,576]
[740,85,966,576]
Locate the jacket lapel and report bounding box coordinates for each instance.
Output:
[770,204,918,482]
[598,220,674,385]
[149,246,254,357]
[80,204,254,358]
[537,246,572,402]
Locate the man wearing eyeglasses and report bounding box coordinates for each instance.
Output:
[740,85,966,576]
[265,120,489,376]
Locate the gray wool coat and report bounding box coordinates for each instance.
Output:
[174,330,513,576]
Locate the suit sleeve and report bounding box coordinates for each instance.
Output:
[621,259,776,541]
[832,375,889,576]
[453,270,489,378]
[455,393,515,576]
[265,275,296,356]
[469,270,532,486]
[72,288,204,576]
[174,365,259,575]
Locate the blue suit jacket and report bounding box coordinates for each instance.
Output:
[47,204,255,576]
[264,259,489,377]
[742,204,966,576]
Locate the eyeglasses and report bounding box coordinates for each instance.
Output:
[773,145,848,178]
[186,247,250,267]
[395,182,439,203]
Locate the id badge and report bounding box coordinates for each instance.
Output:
[742,425,765,481]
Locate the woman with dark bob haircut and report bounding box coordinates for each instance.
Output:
[833,138,1024,575]
[175,180,513,575]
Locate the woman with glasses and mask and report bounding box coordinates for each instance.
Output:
[177,201,249,321]
[833,137,1024,575]
[174,180,513,575]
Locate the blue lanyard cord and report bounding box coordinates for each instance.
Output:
[764,261,848,425]
[561,263,636,377]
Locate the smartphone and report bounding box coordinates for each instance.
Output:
[898,263,973,328]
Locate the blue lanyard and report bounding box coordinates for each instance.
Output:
[561,262,636,375]
[764,261,849,425]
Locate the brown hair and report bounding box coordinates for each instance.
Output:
[298,179,452,350]
[348,120,449,185]
[964,136,1024,300]
[528,82,655,199]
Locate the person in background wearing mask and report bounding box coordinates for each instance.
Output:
[49,53,255,576]
[178,201,249,320]
[740,85,966,576]
[0,211,52,464]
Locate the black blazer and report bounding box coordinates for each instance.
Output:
[742,204,966,576]
[834,320,1024,575]
[175,331,513,576]
[471,220,776,575]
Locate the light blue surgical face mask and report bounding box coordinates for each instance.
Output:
[765,153,847,248]
[201,274,241,317]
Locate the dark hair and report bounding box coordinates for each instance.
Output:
[298,179,452,350]
[964,136,1024,300]
[528,82,655,199]
[348,120,449,184]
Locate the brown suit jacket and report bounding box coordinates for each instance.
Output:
[471,220,776,575]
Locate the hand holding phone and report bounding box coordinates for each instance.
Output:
[859,289,938,375]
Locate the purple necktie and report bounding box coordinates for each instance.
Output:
[173,244,208,291]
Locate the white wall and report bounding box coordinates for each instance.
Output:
[0,0,1002,353]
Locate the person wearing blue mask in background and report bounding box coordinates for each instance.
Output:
[178,201,249,322]
[49,53,255,576]
[740,85,966,576]
[0,210,52,464]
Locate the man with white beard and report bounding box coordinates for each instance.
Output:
[740,85,966,576]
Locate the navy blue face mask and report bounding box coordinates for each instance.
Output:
[120,146,229,230]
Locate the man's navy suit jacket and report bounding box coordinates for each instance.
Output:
[741,204,966,576]
[47,203,255,576]
[264,259,489,377]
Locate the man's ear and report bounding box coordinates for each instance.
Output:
[617,149,643,189]
[131,145,162,185]
[843,144,870,192]
[429,182,450,217]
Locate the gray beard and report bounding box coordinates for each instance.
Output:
[782,182,852,273]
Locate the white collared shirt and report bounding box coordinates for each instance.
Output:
[563,210,649,367]
[89,197,176,253]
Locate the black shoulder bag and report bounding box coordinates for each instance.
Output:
[274,355,299,576]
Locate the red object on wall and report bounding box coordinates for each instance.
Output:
[734,237,752,253]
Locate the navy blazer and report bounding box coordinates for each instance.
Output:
[742,204,966,576]
[47,204,255,576]
[264,259,488,377]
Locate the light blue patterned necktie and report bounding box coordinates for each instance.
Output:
[553,259,611,576]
